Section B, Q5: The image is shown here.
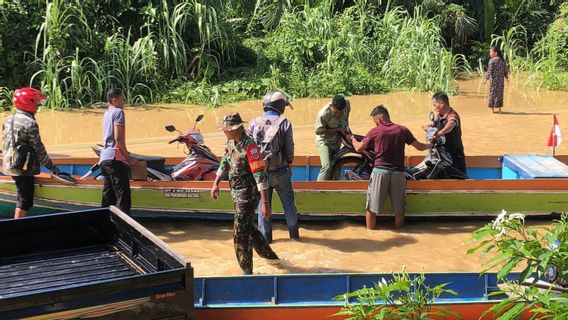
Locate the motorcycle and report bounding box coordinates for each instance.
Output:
[330,129,374,181]
[82,114,219,181]
[406,112,468,180]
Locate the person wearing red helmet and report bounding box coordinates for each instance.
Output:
[2,87,60,218]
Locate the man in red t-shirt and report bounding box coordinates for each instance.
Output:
[352,105,431,229]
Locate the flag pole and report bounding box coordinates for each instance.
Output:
[553,114,557,157]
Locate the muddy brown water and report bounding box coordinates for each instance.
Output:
[1,77,564,275]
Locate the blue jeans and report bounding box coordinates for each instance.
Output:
[258,170,300,243]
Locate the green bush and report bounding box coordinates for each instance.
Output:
[333,269,461,320]
[468,211,568,319]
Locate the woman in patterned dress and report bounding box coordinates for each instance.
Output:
[482,46,508,114]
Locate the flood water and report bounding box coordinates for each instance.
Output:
[1,77,563,275]
[145,218,551,276]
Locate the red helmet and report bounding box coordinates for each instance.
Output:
[13,87,47,113]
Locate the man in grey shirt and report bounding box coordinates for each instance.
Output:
[99,88,137,214]
[249,91,300,243]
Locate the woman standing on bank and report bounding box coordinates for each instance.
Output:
[482,46,508,114]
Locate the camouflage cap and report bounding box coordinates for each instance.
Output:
[220,112,246,131]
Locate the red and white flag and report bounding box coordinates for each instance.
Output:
[547,114,562,149]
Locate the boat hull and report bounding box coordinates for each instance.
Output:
[193,272,533,320]
[0,176,566,219]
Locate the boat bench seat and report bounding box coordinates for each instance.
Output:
[501,154,568,179]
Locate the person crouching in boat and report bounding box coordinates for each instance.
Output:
[210,112,279,275]
[2,88,60,218]
[351,105,431,229]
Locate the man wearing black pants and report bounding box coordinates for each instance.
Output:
[99,88,137,214]
[2,87,60,218]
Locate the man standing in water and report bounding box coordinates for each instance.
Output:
[315,95,350,180]
[99,88,137,214]
[2,87,60,218]
[352,105,431,229]
[211,112,279,275]
[249,91,300,243]
[430,92,467,177]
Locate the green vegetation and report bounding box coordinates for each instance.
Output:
[468,211,568,319]
[333,269,461,319]
[0,0,567,109]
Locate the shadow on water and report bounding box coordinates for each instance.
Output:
[266,258,360,274]
[284,235,418,253]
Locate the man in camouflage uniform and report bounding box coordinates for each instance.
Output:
[211,112,279,275]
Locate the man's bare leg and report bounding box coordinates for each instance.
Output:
[366,210,376,229]
[14,208,27,219]
[395,214,405,228]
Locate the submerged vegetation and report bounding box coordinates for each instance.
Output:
[0,0,567,109]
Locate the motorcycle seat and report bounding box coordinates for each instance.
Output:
[130,153,166,172]
[130,153,165,163]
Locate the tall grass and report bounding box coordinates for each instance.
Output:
[261,1,467,97]
[23,0,239,109]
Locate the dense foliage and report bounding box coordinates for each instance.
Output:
[0,0,567,109]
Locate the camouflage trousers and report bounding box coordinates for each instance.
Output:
[234,195,278,275]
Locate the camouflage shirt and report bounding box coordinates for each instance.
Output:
[2,110,55,176]
[216,134,268,200]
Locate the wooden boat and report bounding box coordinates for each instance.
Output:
[1,155,567,219]
[193,271,532,320]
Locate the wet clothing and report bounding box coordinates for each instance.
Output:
[100,160,131,214]
[99,107,125,162]
[435,108,467,175]
[485,57,507,108]
[315,100,350,148]
[216,134,278,274]
[367,168,406,215]
[250,111,299,243]
[360,123,416,171]
[2,110,56,176]
[99,106,131,214]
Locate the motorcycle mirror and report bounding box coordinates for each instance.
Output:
[165,125,177,132]
[193,114,204,129]
[428,111,435,122]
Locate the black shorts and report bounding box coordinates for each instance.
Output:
[12,176,34,211]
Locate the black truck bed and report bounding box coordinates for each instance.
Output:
[0,246,141,299]
[0,207,193,320]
